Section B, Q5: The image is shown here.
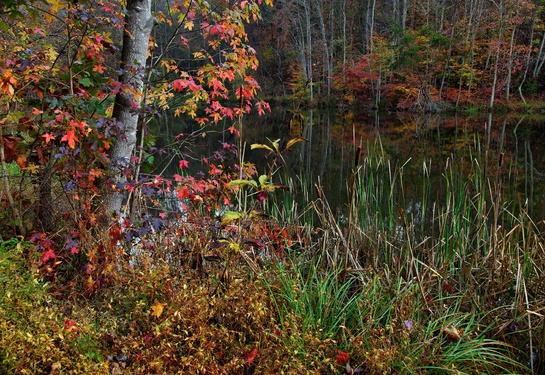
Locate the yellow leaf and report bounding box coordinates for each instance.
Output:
[22,163,39,174]
[184,20,194,31]
[150,302,166,318]
[193,51,205,59]
[45,0,63,15]
[250,143,273,152]
[251,139,280,153]
[221,211,244,226]
[271,139,280,152]
[258,174,268,189]
[285,137,305,150]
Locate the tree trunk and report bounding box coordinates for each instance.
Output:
[304,0,313,101]
[505,1,519,104]
[533,22,545,79]
[518,5,537,103]
[365,0,376,53]
[104,0,154,216]
[342,0,346,73]
[313,0,331,97]
[489,0,504,110]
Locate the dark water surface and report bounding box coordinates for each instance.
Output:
[153,108,545,221]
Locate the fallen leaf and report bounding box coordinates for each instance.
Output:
[245,347,258,366]
[150,302,166,318]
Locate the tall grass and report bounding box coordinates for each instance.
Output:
[265,135,543,373]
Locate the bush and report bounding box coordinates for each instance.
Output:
[0,238,108,374]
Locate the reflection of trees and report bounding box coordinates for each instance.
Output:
[152,110,545,221]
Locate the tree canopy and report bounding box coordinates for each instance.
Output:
[0,0,271,238]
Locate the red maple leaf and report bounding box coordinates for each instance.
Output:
[209,164,222,176]
[257,190,267,203]
[92,64,105,74]
[42,133,55,144]
[64,319,78,331]
[61,129,78,149]
[227,125,240,137]
[335,351,350,366]
[42,249,57,263]
[187,79,200,92]
[442,283,455,294]
[209,79,224,92]
[176,186,190,200]
[244,347,258,366]
[209,24,224,35]
[172,79,188,91]
[221,69,235,81]
[179,159,189,169]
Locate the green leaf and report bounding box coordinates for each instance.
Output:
[258,174,268,189]
[226,179,258,189]
[79,77,92,87]
[221,211,244,226]
[6,111,24,123]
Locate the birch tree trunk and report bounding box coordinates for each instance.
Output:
[304,0,313,101]
[489,0,504,110]
[105,0,154,216]
[533,31,545,78]
[518,6,537,103]
[505,0,519,104]
[313,0,331,97]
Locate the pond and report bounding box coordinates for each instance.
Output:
[153,108,545,223]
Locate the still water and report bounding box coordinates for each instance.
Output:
[153,108,545,222]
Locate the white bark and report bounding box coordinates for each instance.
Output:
[313,0,331,97]
[489,0,504,110]
[105,0,154,216]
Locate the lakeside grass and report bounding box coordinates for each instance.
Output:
[1,137,543,374]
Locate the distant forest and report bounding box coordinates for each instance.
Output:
[249,0,545,111]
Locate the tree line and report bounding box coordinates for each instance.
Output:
[252,0,545,111]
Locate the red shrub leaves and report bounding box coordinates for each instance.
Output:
[245,347,258,366]
[335,350,350,366]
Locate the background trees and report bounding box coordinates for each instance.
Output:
[255,0,545,110]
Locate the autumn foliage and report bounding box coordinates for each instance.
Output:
[253,0,545,111]
[1,0,544,374]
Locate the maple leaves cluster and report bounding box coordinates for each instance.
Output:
[158,0,271,123]
[0,0,275,295]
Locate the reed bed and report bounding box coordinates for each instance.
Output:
[266,136,544,373]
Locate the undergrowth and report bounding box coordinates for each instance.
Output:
[1,136,543,374]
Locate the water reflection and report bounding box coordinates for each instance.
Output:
[152,109,545,222]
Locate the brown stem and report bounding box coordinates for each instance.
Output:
[0,125,25,235]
